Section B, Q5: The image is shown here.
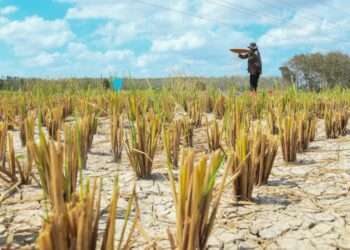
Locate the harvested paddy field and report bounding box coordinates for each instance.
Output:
[1,112,350,249]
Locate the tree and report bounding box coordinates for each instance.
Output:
[280,52,350,90]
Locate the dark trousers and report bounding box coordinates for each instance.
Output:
[250,73,260,92]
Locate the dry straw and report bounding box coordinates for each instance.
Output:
[230,125,278,199]
[166,149,237,250]
[18,105,27,147]
[45,106,64,140]
[308,114,317,142]
[111,112,124,163]
[314,98,326,118]
[29,132,66,206]
[278,115,297,162]
[213,93,226,119]
[124,110,161,178]
[181,118,193,147]
[63,124,80,197]
[79,114,98,169]
[224,103,250,150]
[2,107,16,130]
[37,178,139,250]
[266,104,278,135]
[324,104,349,139]
[10,133,34,184]
[28,127,81,204]
[206,118,223,152]
[295,111,317,152]
[255,131,278,186]
[231,127,254,201]
[202,93,214,113]
[0,122,7,165]
[163,120,182,168]
[187,101,202,127]
[0,133,17,183]
[19,113,36,147]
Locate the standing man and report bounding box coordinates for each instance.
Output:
[239,42,262,92]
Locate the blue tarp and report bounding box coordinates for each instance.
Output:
[112,78,123,91]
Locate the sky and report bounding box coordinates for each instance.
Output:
[0,0,349,78]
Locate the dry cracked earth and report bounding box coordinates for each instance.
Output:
[1,116,350,249]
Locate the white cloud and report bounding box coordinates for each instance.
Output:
[135,54,164,67]
[258,3,350,54]
[66,3,144,20]
[75,49,134,62]
[2,0,350,78]
[0,6,18,15]
[22,52,60,67]
[67,42,88,54]
[61,0,265,77]
[95,21,141,46]
[151,33,206,53]
[19,46,135,77]
[0,16,74,55]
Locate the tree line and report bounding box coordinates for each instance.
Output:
[280,52,350,91]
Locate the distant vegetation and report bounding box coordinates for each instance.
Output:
[2,51,350,93]
[280,52,350,91]
[0,75,285,93]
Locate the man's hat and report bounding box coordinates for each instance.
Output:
[248,42,258,50]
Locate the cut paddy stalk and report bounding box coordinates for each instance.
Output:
[314,98,326,118]
[308,114,317,142]
[62,97,73,118]
[18,104,28,147]
[231,127,256,201]
[166,149,236,250]
[63,124,80,197]
[0,122,7,164]
[187,101,202,127]
[213,93,226,119]
[296,111,311,153]
[45,106,64,140]
[181,118,193,147]
[124,110,161,178]
[324,104,349,139]
[110,112,124,163]
[202,92,214,113]
[28,132,67,206]
[107,92,124,115]
[9,132,33,185]
[28,126,82,204]
[224,104,250,150]
[295,111,317,152]
[19,113,36,147]
[266,105,278,135]
[206,118,223,152]
[0,133,17,183]
[127,94,149,122]
[2,108,16,130]
[79,114,98,169]
[278,115,297,162]
[159,94,176,123]
[39,107,48,127]
[163,120,182,168]
[254,130,279,186]
[37,178,139,250]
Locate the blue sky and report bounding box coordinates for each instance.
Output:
[0,0,349,78]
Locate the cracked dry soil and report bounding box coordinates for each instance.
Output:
[1,117,350,250]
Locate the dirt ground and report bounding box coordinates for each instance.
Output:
[1,116,350,249]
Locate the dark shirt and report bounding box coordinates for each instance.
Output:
[239,50,262,75]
